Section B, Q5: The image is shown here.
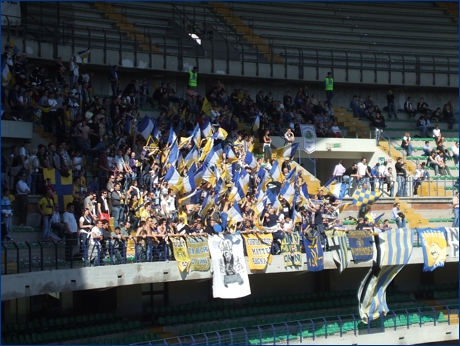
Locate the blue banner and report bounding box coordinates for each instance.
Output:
[302,234,324,272]
[416,228,448,272]
[348,230,374,262]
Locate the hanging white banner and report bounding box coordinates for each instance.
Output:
[300,124,316,154]
[444,227,459,258]
[208,234,251,299]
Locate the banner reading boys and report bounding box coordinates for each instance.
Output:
[348,229,374,262]
[186,235,211,271]
[170,237,191,272]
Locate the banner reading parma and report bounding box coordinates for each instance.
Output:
[281,232,302,268]
[170,237,191,272]
[208,234,251,299]
[444,227,459,258]
[416,228,448,272]
[348,229,374,262]
[243,233,273,271]
[186,235,211,271]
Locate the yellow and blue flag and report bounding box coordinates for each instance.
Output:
[276,142,299,160]
[78,49,91,65]
[352,188,382,207]
[43,168,73,212]
[280,181,295,205]
[302,233,324,272]
[201,97,211,116]
[252,114,260,132]
[200,117,212,138]
[164,166,183,190]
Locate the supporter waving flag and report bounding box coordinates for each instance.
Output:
[137,115,154,140]
[167,127,177,144]
[191,124,201,148]
[201,116,212,137]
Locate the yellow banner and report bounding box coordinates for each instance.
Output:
[281,232,302,267]
[170,237,191,272]
[187,235,211,271]
[243,234,273,271]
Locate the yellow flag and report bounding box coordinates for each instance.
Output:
[201,97,211,116]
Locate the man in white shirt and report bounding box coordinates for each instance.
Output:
[16,172,30,225]
[114,149,125,173]
[332,160,346,182]
[452,142,459,165]
[357,157,370,187]
[89,219,104,264]
[161,193,177,220]
[63,203,78,262]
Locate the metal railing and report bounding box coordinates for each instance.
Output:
[2,227,454,275]
[1,14,457,84]
[135,304,458,345]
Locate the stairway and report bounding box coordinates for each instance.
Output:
[437,2,459,23]
[396,199,430,228]
[209,2,284,64]
[93,2,160,54]
[334,107,371,139]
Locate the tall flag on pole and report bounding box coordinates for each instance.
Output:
[77,49,91,65]
[137,115,154,140]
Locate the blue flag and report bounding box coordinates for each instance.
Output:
[348,230,374,262]
[302,233,324,272]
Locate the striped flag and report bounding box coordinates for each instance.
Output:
[225,145,238,164]
[299,182,310,204]
[276,142,299,160]
[184,146,199,170]
[201,192,213,216]
[330,232,349,273]
[201,117,212,137]
[164,166,183,188]
[179,189,202,206]
[151,121,160,142]
[137,115,153,140]
[244,151,258,169]
[358,228,413,324]
[181,174,196,194]
[227,201,243,226]
[321,177,342,197]
[269,160,283,183]
[280,181,296,205]
[191,124,201,148]
[168,141,180,166]
[167,127,177,144]
[78,49,91,65]
[211,127,228,140]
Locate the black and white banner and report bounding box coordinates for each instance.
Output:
[208,234,251,299]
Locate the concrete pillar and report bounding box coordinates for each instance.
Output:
[16,297,29,323]
[60,291,74,315]
[3,299,18,324]
[116,285,142,319]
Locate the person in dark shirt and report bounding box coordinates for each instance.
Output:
[307,203,327,251]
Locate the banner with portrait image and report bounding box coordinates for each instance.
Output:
[186,235,211,272]
[170,237,191,272]
[280,231,302,268]
[243,233,273,271]
[300,124,316,154]
[416,228,448,272]
[208,234,251,299]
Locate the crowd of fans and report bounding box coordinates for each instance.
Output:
[1,46,458,265]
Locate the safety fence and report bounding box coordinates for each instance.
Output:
[0,229,446,275]
[136,304,458,345]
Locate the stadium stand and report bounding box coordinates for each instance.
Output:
[0,2,458,345]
